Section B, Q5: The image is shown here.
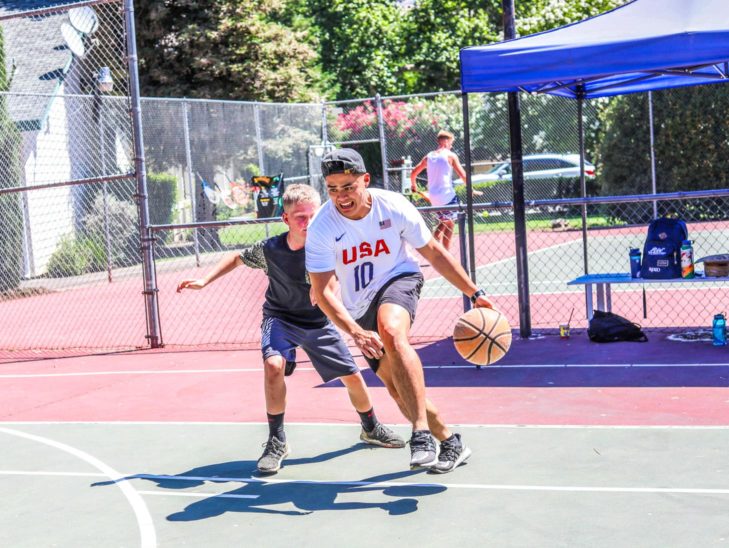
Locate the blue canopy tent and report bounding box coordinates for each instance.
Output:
[458,0,729,335]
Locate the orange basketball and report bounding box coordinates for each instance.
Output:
[453,308,512,365]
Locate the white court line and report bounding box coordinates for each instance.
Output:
[3,421,729,429]
[2,362,727,379]
[0,428,156,548]
[2,469,728,497]
[137,490,259,500]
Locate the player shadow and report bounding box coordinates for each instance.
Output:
[165,468,445,520]
[91,443,370,490]
[91,443,447,518]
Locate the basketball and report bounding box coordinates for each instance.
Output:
[453,308,512,365]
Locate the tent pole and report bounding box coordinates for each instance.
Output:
[461,93,477,287]
[503,0,531,338]
[578,90,589,275]
[648,91,658,218]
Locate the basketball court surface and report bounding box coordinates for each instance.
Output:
[2,333,728,547]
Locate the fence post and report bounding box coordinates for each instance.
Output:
[458,211,470,313]
[321,102,329,147]
[96,94,113,283]
[254,103,269,237]
[648,91,658,219]
[182,99,200,267]
[375,94,390,190]
[124,0,162,348]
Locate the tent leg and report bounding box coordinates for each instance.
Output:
[503,0,531,338]
[462,93,477,287]
[578,93,589,275]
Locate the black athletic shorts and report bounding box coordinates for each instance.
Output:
[354,272,424,372]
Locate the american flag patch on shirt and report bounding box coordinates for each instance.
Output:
[379,219,391,229]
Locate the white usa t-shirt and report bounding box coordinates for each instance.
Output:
[306,188,432,320]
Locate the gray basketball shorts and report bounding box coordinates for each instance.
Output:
[260,316,359,382]
[354,272,424,373]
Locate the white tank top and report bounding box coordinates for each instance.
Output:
[426,149,455,206]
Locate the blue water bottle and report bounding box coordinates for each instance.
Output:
[629,248,641,278]
[713,313,727,346]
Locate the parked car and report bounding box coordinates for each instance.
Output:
[455,154,595,185]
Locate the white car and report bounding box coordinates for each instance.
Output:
[456,154,595,185]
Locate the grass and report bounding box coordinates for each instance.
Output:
[219,222,287,246]
[207,209,614,248]
[472,212,613,232]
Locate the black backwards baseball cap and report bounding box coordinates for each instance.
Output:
[320,148,367,177]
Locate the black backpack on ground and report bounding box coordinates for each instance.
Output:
[640,217,688,279]
[588,310,648,343]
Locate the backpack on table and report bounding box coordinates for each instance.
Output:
[640,217,688,279]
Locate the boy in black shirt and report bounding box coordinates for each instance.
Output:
[177,184,403,474]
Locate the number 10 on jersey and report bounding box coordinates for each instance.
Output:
[354,262,374,292]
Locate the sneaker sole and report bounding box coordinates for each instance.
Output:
[409,455,438,469]
[257,447,291,474]
[429,446,472,474]
[360,432,406,448]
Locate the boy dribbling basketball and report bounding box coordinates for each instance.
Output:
[307,149,495,473]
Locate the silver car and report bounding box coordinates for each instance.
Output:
[456,153,595,184]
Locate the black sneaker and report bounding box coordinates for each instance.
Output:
[430,433,471,474]
[284,360,297,376]
[256,436,290,474]
[360,423,406,448]
[409,430,437,469]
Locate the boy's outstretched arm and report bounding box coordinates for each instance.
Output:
[176,251,243,292]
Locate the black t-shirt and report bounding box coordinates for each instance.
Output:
[240,232,328,329]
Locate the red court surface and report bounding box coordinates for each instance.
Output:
[3,332,729,547]
[2,332,727,426]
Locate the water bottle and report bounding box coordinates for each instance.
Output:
[629,248,641,278]
[713,313,727,346]
[681,240,695,279]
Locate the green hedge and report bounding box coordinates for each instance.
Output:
[146,171,177,226]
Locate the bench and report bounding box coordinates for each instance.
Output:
[567,272,729,319]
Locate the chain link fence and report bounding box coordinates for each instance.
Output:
[2,9,728,357]
[0,0,152,359]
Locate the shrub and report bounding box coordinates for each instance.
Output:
[146,171,177,226]
[83,193,139,267]
[46,236,105,278]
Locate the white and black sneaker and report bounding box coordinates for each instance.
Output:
[360,423,406,448]
[257,436,290,474]
[409,430,437,469]
[430,433,471,474]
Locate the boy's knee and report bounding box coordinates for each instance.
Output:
[264,355,286,377]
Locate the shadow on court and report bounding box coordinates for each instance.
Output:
[91,444,447,519]
[322,330,729,389]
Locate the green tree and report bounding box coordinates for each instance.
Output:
[308,0,406,99]
[517,0,628,35]
[599,86,729,223]
[135,0,323,101]
[0,27,24,292]
[403,0,501,93]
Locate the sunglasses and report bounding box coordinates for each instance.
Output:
[321,160,364,177]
